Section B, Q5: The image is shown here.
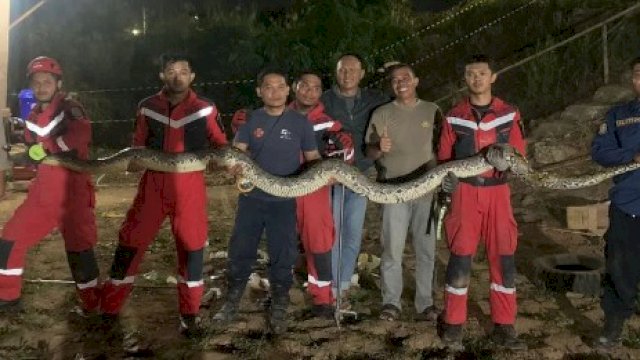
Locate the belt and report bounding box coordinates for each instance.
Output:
[459,176,507,187]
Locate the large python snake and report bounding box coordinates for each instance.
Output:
[28,145,640,204]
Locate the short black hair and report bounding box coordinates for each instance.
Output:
[337,53,366,68]
[256,68,288,87]
[293,70,322,84]
[631,56,640,69]
[386,63,416,78]
[159,53,194,72]
[464,54,496,72]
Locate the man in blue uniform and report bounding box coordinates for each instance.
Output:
[591,56,640,348]
[213,69,321,335]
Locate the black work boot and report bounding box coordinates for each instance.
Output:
[437,313,463,349]
[268,292,289,335]
[593,316,624,349]
[440,323,463,349]
[311,304,335,319]
[0,298,22,313]
[98,313,124,344]
[179,315,203,339]
[490,324,527,351]
[212,283,246,323]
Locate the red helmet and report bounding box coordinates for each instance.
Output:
[26,56,63,78]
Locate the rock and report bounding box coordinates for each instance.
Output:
[532,141,582,165]
[142,270,158,282]
[519,211,542,223]
[201,287,222,305]
[210,251,228,259]
[528,119,576,141]
[560,104,609,123]
[592,84,634,104]
[165,276,177,284]
[257,249,269,264]
[350,274,359,287]
[357,253,381,272]
[248,272,269,292]
[521,194,536,207]
[565,291,584,299]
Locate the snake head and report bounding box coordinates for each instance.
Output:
[485,144,514,171]
[485,144,529,174]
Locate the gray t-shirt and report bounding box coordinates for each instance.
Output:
[365,99,440,180]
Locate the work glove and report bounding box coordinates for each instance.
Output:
[27,143,48,163]
[441,171,459,194]
[486,144,510,172]
[324,131,355,164]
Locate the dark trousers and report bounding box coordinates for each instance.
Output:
[227,195,298,295]
[601,205,640,320]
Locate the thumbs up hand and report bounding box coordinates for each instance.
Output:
[379,125,392,153]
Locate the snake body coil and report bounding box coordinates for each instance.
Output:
[39,146,640,204]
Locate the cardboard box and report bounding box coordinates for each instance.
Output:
[566,201,609,232]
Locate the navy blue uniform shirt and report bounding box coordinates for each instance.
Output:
[592,98,640,215]
[236,107,317,200]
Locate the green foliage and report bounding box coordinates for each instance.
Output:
[253,0,419,75]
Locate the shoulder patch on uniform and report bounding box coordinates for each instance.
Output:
[598,123,607,135]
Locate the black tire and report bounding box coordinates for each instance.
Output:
[532,254,604,296]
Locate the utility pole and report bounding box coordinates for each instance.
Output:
[0,0,49,199]
[0,0,11,198]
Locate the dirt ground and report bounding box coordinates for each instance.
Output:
[0,168,639,360]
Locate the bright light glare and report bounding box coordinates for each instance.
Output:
[131,28,141,36]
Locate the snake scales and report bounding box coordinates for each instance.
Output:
[33,145,640,204]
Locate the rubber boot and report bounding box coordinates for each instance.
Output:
[593,316,624,349]
[212,281,246,323]
[268,288,289,335]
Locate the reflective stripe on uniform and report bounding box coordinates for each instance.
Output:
[108,276,135,286]
[445,284,468,296]
[447,112,515,131]
[178,276,204,288]
[313,121,335,132]
[307,275,331,288]
[0,268,23,276]
[141,106,213,129]
[25,112,65,137]
[76,278,98,290]
[490,282,516,294]
[56,136,70,151]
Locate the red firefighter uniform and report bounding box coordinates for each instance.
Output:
[437,97,526,326]
[289,102,353,306]
[101,89,227,316]
[0,92,100,311]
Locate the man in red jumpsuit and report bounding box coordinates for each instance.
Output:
[100,53,228,338]
[437,54,527,350]
[0,56,100,314]
[289,71,353,318]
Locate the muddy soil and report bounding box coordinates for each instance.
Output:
[0,168,639,360]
